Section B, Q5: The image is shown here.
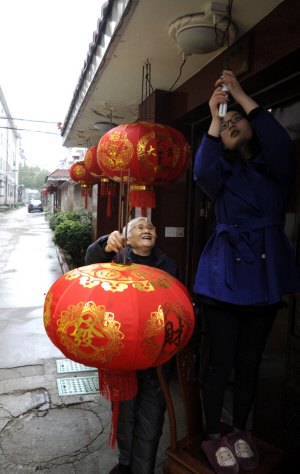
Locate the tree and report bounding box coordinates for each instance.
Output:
[19,163,50,190]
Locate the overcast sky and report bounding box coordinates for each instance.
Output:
[0,0,106,171]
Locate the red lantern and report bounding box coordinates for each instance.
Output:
[44,262,194,447]
[46,185,56,195]
[70,160,102,209]
[84,146,106,179]
[84,147,117,216]
[97,122,191,216]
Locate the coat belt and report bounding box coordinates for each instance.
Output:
[215,216,284,290]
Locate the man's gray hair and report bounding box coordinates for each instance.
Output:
[122,217,154,238]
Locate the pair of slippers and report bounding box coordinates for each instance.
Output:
[201,430,259,473]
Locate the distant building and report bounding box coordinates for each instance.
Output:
[58,147,85,170]
[0,85,21,207]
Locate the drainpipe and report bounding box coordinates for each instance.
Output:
[5,121,8,205]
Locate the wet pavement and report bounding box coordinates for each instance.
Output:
[0,207,185,474]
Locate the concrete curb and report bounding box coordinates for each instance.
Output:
[56,246,70,274]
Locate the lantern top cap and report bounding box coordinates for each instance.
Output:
[111,261,133,268]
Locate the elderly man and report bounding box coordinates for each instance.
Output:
[85,217,179,474]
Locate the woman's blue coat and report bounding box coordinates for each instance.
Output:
[193,108,300,306]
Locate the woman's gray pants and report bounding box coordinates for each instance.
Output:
[115,377,167,474]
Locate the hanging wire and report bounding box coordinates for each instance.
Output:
[0,116,59,124]
[224,0,233,69]
[0,126,60,135]
[141,60,154,121]
[168,54,188,92]
[214,0,234,68]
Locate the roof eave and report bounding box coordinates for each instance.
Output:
[61,0,136,146]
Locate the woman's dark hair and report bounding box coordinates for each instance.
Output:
[221,109,263,165]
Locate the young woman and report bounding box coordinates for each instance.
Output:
[193,70,300,474]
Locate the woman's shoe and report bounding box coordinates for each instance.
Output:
[227,430,259,471]
[108,463,131,474]
[201,436,239,474]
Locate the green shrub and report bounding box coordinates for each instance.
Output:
[72,208,92,224]
[49,211,79,230]
[53,220,92,268]
[48,208,92,230]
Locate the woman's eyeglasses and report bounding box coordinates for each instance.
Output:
[220,113,244,132]
[131,225,156,232]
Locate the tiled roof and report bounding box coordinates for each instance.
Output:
[48,169,70,178]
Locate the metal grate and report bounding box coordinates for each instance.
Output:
[57,376,100,396]
[56,359,97,374]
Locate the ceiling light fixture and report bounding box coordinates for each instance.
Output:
[169,2,236,55]
[94,121,117,131]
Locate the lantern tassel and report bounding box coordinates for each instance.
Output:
[109,399,120,449]
[98,370,138,449]
[130,189,156,210]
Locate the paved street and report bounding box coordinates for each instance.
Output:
[0,207,184,474]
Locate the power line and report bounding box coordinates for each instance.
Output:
[0,126,60,135]
[0,116,59,125]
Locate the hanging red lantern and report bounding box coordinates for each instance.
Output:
[44,262,194,447]
[84,146,106,179]
[84,146,117,216]
[46,185,56,195]
[70,160,102,209]
[97,122,191,216]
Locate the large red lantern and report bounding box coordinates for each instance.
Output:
[44,262,194,447]
[84,146,117,216]
[97,122,191,216]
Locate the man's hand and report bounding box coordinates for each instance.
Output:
[105,231,125,253]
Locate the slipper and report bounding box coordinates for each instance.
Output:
[227,430,259,471]
[201,436,239,474]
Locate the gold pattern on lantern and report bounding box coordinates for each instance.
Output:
[43,291,53,328]
[65,264,175,292]
[74,166,86,178]
[57,301,124,363]
[142,302,193,360]
[141,306,165,359]
[137,131,180,172]
[98,131,134,171]
[112,175,136,183]
[85,151,92,169]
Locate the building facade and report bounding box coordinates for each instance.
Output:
[60,0,300,467]
[0,86,20,207]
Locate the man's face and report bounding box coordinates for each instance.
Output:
[127,219,157,256]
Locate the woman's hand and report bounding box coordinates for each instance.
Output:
[215,70,258,114]
[209,86,228,119]
[208,87,227,137]
[105,231,125,253]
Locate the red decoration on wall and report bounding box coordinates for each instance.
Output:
[44,262,194,447]
[46,185,56,195]
[97,122,191,216]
